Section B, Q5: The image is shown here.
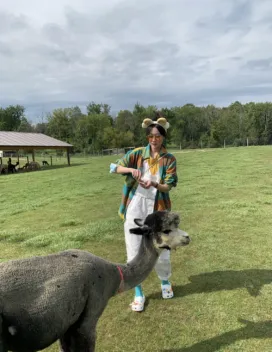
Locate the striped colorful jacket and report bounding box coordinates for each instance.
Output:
[116,145,178,220]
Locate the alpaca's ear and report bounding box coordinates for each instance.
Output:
[129,225,152,236]
[130,218,152,235]
[134,218,144,227]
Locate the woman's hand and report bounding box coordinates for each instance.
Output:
[139,179,153,189]
[130,168,142,181]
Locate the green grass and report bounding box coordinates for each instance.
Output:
[1,146,272,351]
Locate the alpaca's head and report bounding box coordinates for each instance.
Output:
[129,211,190,250]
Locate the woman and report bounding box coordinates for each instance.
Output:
[110,114,177,312]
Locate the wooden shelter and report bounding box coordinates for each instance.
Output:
[0,132,73,165]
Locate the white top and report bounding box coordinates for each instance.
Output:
[135,160,160,200]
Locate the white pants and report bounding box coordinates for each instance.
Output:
[124,194,172,281]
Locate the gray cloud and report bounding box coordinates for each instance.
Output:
[0,11,29,33]
[0,41,13,56]
[0,0,272,122]
[225,0,252,25]
[244,58,272,71]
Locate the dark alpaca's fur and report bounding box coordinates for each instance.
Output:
[0,211,190,351]
[7,162,19,173]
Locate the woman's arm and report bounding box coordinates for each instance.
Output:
[115,165,132,174]
[110,163,142,181]
[139,179,170,192]
[151,181,170,193]
[164,156,178,188]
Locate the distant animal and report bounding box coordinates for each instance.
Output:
[0,164,8,174]
[42,160,49,166]
[0,211,190,351]
[23,161,41,171]
[22,162,29,170]
[7,161,19,174]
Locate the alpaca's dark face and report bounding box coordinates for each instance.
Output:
[130,211,190,250]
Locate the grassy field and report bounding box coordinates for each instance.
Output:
[0,146,272,352]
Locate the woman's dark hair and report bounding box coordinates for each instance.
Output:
[145,111,167,137]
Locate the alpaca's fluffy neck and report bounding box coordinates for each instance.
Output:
[119,236,159,291]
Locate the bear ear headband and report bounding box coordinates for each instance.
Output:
[142,117,170,131]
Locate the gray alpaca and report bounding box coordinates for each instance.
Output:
[0,211,190,351]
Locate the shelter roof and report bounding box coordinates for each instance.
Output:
[0,132,73,150]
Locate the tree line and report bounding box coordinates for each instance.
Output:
[1,101,272,152]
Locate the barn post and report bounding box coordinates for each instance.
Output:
[66,148,71,166]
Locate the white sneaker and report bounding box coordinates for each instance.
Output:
[161,283,174,299]
[130,296,145,312]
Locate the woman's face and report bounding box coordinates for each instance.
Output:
[147,127,164,149]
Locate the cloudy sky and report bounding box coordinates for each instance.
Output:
[1,0,272,122]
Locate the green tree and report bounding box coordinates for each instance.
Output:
[34,122,48,134]
[67,106,83,134]
[102,127,118,149]
[87,102,111,116]
[171,104,203,148]
[0,105,25,131]
[17,117,34,132]
[74,113,112,152]
[253,103,272,145]
[120,130,134,148]
[46,109,72,142]
[115,110,134,133]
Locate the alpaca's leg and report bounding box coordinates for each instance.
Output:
[72,329,96,352]
[59,336,71,352]
[59,330,96,352]
[0,316,7,352]
[0,337,7,352]
[0,342,6,352]
[59,322,96,352]
[73,318,97,352]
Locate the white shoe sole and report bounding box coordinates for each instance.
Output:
[130,296,145,312]
[162,285,174,299]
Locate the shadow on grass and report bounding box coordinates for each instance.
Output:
[1,163,86,177]
[13,163,86,174]
[148,269,272,300]
[162,318,272,352]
